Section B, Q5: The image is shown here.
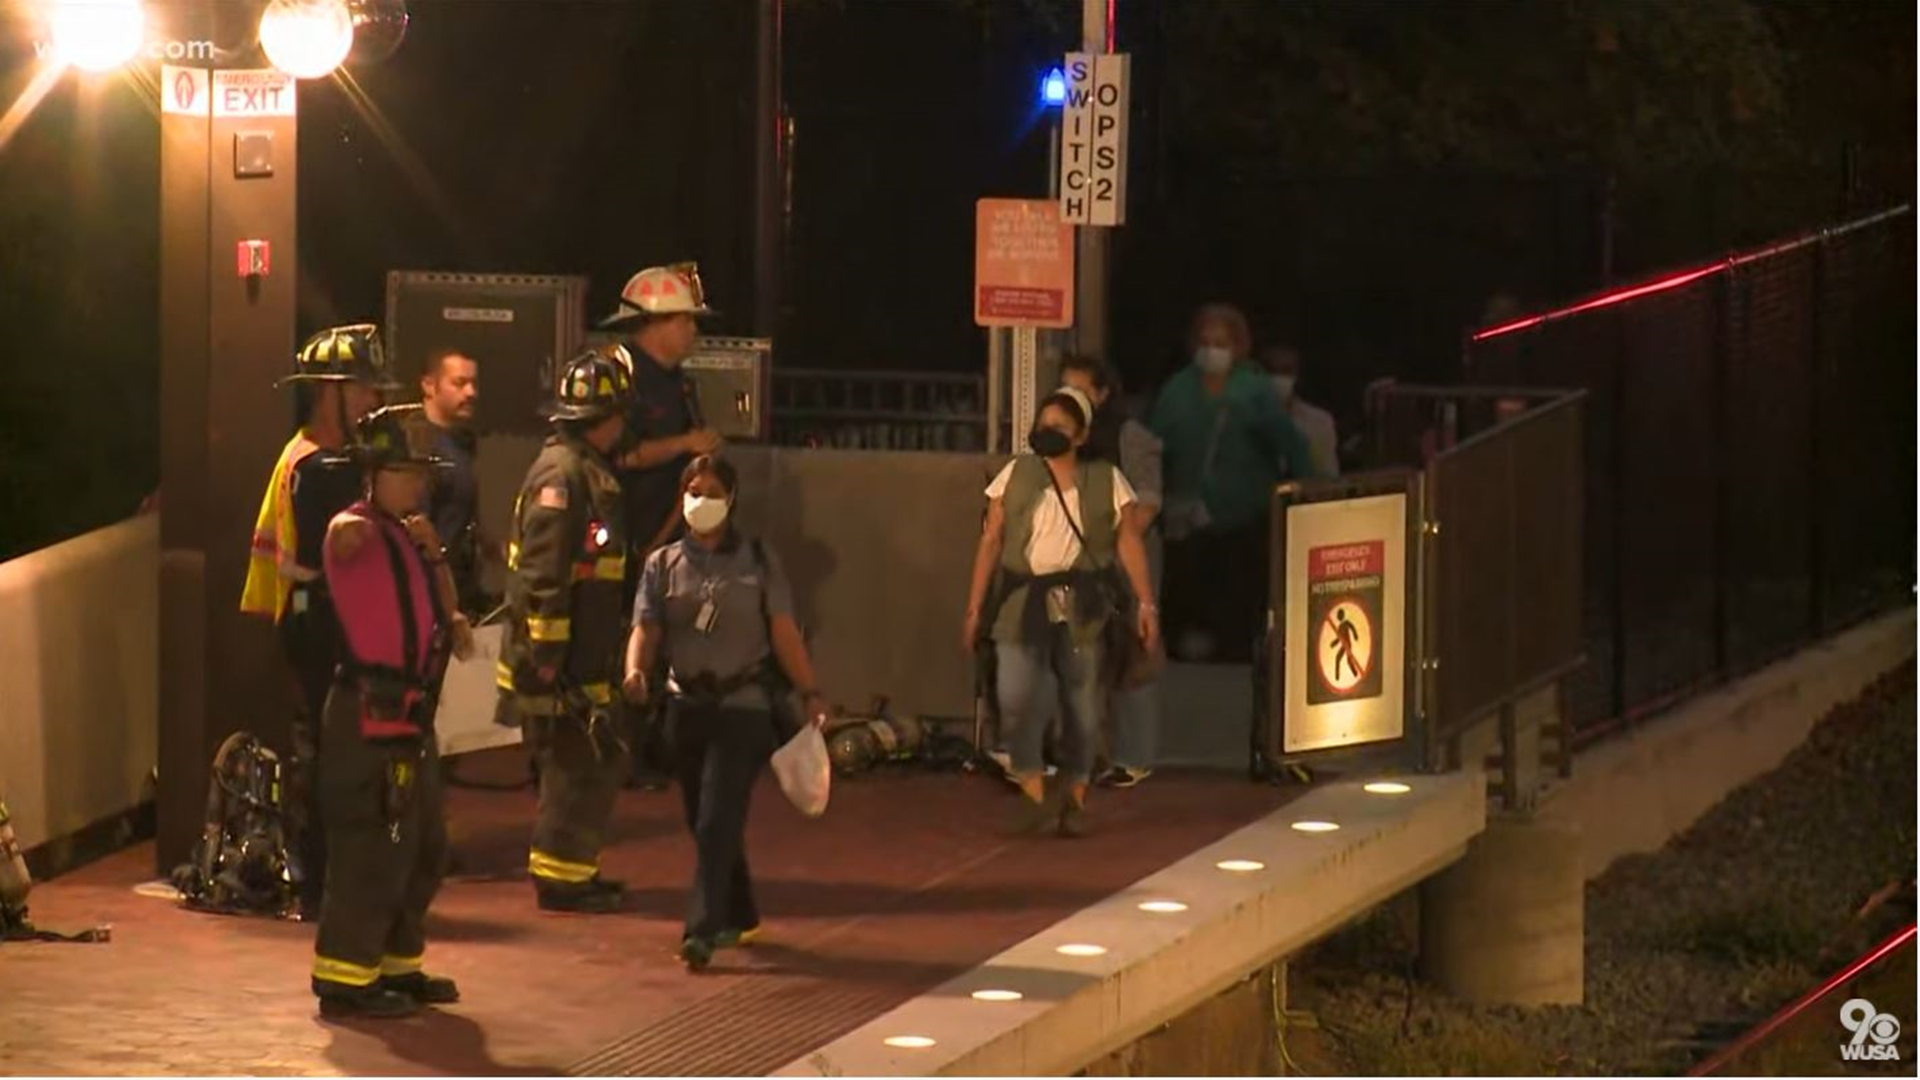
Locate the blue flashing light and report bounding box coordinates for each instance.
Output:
[1041,67,1066,107]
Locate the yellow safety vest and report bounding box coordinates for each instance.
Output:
[239,430,321,622]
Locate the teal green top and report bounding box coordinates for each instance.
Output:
[1149,363,1318,531]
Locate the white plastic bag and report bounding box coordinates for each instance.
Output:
[770,725,831,818]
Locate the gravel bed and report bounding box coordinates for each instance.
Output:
[1293,661,1917,1076]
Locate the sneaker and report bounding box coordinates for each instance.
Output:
[1096,766,1152,790]
[378,972,460,1005]
[628,769,672,792]
[1057,798,1091,839]
[714,925,763,949]
[315,985,420,1020]
[1006,794,1055,837]
[679,936,715,972]
[536,881,624,914]
[989,751,1059,786]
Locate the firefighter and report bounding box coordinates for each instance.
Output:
[309,405,470,1019]
[496,346,635,913]
[241,323,399,917]
[602,264,724,791]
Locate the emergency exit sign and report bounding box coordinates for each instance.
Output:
[1058,52,1129,227]
[213,70,296,118]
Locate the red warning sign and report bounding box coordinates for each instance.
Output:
[1307,541,1385,704]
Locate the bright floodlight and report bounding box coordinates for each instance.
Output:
[1040,66,1065,107]
[1291,820,1341,834]
[884,1036,936,1049]
[1216,859,1265,873]
[260,0,355,79]
[1364,781,1412,795]
[1139,900,1189,914]
[48,0,145,73]
[1055,943,1108,957]
[971,989,1023,1002]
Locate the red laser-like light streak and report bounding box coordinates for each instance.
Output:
[1686,922,1916,1076]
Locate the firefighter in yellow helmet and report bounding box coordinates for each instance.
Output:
[496,346,635,913]
[240,323,399,918]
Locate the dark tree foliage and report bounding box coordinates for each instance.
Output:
[0,0,1907,558]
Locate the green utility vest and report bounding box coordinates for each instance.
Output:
[992,455,1118,646]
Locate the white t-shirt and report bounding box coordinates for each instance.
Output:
[986,458,1138,575]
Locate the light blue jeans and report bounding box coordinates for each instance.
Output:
[996,630,1104,784]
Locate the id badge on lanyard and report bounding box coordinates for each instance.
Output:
[694,578,720,636]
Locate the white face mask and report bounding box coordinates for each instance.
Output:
[683,493,731,535]
[1272,374,1297,401]
[1194,345,1233,375]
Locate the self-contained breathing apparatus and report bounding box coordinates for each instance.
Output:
[0,796,111,944]
[170,732,299,918]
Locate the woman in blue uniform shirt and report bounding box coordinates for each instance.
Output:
[622,454,829,971]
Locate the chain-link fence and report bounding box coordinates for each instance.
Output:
[1459,205,1916,741]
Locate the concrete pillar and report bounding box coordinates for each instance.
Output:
[1419,814,1584,1005]
[157,65,299,870]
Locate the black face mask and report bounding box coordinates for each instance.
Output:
[1028,427,1073,458]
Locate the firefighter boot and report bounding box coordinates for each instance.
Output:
[536,879,623,914]
[313,980,421,1020]
[379,972,461,1005]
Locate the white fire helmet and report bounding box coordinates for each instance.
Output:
[597,262,716,328]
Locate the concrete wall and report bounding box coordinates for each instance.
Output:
[1538,605,1915,880]
[476,438,1001,721]
[0,516,159,851]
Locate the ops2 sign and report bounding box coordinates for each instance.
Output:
[1057,53,1129,227]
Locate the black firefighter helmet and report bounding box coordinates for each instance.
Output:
[277,323,402,391]
[547,344,633,423]
[345,404,450,471]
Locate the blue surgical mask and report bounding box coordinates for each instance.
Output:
[1194,346,1233,375]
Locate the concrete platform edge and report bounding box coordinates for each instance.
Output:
[774,769,1486,1078]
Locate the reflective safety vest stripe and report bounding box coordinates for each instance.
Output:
[526,615,572,642]
[528,849,597,884]
[240,431,321,621]
[572,555,626,582]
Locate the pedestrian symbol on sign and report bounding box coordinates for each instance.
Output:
[1317,602,1373,695]
[1306,541,1386,705]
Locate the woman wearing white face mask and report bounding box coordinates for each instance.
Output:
[623,455,828,971]
[1149,303,1319,663]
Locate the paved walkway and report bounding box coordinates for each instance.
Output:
[0,756,1291,1076]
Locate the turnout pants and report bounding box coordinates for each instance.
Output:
[311,683,446,993]
[668,702,773,940]
[280,589,342,911]
[524,706,630,887]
